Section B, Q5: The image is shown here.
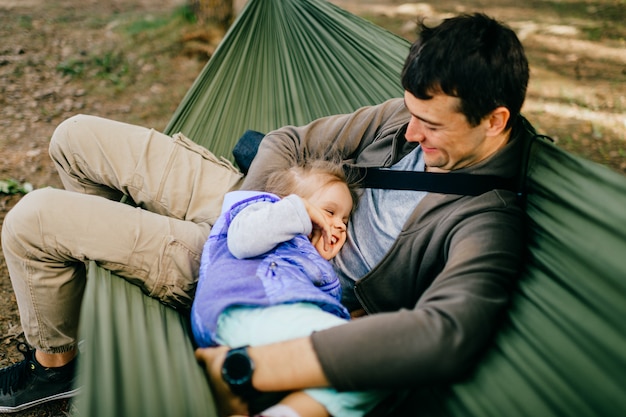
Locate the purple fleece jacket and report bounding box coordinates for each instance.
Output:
[191,191,350,347]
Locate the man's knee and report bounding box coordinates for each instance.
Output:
[2,188,64,244]
[48,114,91,159]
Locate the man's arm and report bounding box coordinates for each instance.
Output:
[242,98,408,191]
[312,203,525,391]
[196,338,328,393]
[195,336,328,416]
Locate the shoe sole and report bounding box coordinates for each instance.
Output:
[0,387,81,413]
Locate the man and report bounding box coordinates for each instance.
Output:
[0,12,529,416]
[195,13,529,416]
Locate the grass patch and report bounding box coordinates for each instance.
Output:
[581,22,626,42]
[57,51,129,85]
[528,0,626,41]
[17,15,33,29]
[125,4,196,34]
[125,15,173,35]
[0,179,33,195]
[56,5,200,89]
[49,3,209,128]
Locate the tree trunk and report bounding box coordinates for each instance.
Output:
[191,0,234,29]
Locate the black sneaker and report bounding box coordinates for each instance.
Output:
[0,342,80,413]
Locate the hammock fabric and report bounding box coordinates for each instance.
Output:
[74,0,626,416]
[164,0,408,161]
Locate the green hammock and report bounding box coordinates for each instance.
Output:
[164,0,408,161]
[73,0,626,416]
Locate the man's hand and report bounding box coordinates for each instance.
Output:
[197,338,330,393]
[195,346,248,417]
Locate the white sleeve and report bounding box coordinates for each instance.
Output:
[227,194,312,259]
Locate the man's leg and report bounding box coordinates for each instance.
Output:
[49,114,243,223]
[8,114,243,353]
[0,114,243,412]
[0,187,209,412]
[3,187,213,352]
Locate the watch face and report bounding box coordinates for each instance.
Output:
[224,350,253,383]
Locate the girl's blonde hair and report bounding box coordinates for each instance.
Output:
[264,159,360,210]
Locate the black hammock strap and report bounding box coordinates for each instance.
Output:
[353,167,517,195]
[234,130,517,196]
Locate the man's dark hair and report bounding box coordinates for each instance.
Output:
[401,13,529,129]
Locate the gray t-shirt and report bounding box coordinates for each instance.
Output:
[332,146,427,309]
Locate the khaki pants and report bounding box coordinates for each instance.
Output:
[1,115,243,354]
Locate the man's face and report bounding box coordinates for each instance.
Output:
[403,91,498,172]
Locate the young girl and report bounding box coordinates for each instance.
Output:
[191,159,386,417]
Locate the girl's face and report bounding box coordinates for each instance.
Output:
[307,181,353,260]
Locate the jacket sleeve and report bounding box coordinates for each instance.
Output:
[227,195,312,259]
[310,198,524,390]
[241,98,408,192]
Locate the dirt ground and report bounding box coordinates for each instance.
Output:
[0,0,624,415]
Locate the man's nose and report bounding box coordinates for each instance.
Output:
[405,119,424,143]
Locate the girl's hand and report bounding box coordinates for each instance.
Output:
[302,199,332,252]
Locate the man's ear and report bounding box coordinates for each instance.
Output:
[486,107,510,137]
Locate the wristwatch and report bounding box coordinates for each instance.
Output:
[221,346,258,399]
